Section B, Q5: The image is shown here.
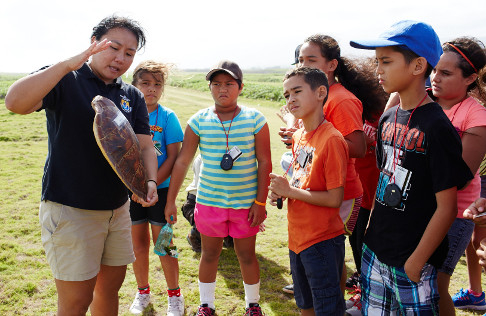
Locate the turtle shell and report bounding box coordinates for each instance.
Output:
[91,95,148,201]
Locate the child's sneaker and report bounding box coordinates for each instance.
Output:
[345,286,361,309]
[167,294,185,316]
[345,271,360,289]
[452,288,486,310]
[282,283,294,294]
[195,304,215,316]
[129,292,151,314]
[244,303,265,315]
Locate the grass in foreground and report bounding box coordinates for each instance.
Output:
[0,83,482,315]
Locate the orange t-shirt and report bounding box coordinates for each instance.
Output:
[288,122,348,254]
[324,83,363,200]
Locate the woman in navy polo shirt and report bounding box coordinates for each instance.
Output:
[5,15,158,315]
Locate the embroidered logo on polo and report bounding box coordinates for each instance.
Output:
[120,95,132,113]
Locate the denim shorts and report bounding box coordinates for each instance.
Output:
[481,175,486,198]
[438,217,474,275]
[289,235,345,314]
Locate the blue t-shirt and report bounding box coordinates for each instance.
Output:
[149,104,183,188]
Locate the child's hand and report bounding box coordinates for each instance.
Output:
[164,202,178,224]
[463,197,486,226]
[248,203,266,227]
[65,39,111,72]
[259,222,266,232]
[268,173,291,197]
[404,257,422,283]
[268,191,286,207]
[276,106,296,126]
[279,127,296,149]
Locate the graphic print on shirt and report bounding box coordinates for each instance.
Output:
[375,121,426,211]
[290,144,315,189]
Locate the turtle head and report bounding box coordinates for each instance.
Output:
[91,95,110,113]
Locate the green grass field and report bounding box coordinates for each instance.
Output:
[0,74,483,315]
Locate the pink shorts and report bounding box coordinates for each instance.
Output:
[194,203,259,239]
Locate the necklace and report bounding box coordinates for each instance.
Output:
[276,118,326,209]
[215,106,239,171]
[383,93,427,208]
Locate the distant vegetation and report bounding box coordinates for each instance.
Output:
[0,74,25,99]
[1,71,289,104]
[168,71,287,104]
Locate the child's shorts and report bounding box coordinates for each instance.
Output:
[438,217,474,275]
[289,235,345,314]
[194,203,259,239]
[129,187,168,226]
[39,200,135,281]
[339,196,362,235]
[360,244,439,315]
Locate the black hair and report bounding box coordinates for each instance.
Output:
[390,46,433,78]
[304,34,387,122]
[284,66,330,105]
[443,37,486,101]
[209,70,243,89]
[91,15,146,51]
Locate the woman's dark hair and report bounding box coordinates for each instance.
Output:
[304,34,387,122]
[443,37,486,102]
[91,15,146,51]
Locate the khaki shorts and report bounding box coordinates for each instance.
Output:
[39,200,135,281]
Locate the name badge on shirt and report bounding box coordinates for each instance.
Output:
[297,149,309,168]
[228,146,242,161]
[154,144,163,156]
[393,165,411,192]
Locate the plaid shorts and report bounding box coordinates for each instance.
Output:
[360,244,439,315]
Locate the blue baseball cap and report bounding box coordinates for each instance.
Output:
[350,20,442,67]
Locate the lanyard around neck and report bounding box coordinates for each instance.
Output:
[390,94,427,181]
[215,106,238,151]
[283,118,326,177]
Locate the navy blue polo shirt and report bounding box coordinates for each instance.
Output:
[40,63,150,210]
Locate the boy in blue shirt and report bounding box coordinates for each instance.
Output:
[350,20,473,315]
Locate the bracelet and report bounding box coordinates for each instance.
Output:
[147,179,157,185]
[254,200,266,206]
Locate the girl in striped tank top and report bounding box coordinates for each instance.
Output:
[165,60,272,316]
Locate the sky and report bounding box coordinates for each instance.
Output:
[2,0,486,74]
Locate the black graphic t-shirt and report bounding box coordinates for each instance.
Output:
[365,102,472,268]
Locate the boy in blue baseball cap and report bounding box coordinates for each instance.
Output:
[349,20,473,315]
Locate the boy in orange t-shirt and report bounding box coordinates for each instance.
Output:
[269,67,348,315]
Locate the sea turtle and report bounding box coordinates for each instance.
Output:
[91,95,148,201]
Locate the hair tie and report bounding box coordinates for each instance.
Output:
[446,42,478,73]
